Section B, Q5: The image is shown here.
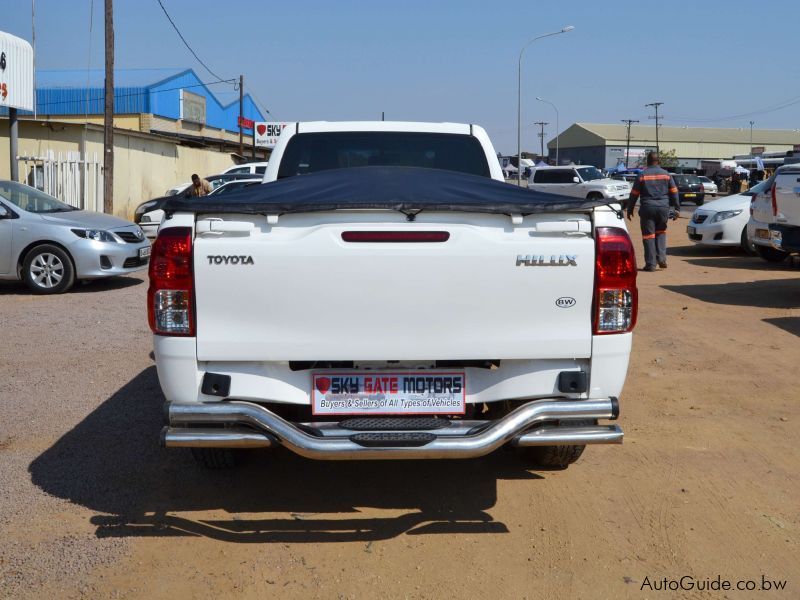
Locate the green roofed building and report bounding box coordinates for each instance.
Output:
[549,123,800,169]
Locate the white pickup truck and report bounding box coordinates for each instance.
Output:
[748,164,800,261]
[152,122,637,469]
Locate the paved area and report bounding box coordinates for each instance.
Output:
[1,214,798,599]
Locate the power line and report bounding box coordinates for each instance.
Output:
[154,0,227,83]
[665,94,800,124]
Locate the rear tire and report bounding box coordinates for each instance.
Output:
[190,447,239,469]
[740,227,757,256]
[517,419,594,469]
[756,245,789,263]
[695,197,704,206]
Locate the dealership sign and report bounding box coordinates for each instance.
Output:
[180,89,206,124]
[0,31,34,111]
[255,122,289,148]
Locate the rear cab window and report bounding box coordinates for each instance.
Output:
[276,132,491,179]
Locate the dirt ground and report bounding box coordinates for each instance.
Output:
[1,212,798,599]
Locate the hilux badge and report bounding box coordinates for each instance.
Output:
[516,255,577,267]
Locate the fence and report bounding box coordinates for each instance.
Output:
[17,150,103,212]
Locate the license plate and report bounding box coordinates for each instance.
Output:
[756,229,770,239]
[311,372,466,416]
[687,226,696,235]
[138,246,151,259]
[685,193,696,198]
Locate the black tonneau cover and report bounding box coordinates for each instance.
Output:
[163,166,610,217]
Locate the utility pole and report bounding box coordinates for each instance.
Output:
[645,101,663,155]
[103,0,114,214]
[621,119,639,168]
[238,74,244,156]
[534,121,548,161]
[749,120,755,151]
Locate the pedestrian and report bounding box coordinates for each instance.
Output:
[626,152,680,272]
[189,173,212,197]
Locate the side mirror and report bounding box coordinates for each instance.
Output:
[572,176,580,184]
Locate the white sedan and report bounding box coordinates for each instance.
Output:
[697,176,718,197]
[686,192,756,254]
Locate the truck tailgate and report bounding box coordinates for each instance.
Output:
[193,212,595,361]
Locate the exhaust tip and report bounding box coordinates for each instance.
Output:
[610,397,620,420]
[159,425,168,448]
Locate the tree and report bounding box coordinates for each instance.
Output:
[656,148,678,170]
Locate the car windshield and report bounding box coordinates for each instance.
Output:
[698,176,711,183]
[210,181,258,195]
[0,181,77,213]
[277,132,491,179]
[686,175,702,185]
[576,166,604,182]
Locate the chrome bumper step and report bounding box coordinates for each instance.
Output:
[162,397,621,460]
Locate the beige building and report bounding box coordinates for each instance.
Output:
[0,118,237,219]
[549,123,800,169]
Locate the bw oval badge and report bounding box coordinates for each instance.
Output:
[555,297,576,308]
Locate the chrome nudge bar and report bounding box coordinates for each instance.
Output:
[162,397,622,460]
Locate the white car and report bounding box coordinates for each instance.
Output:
[748,165,800,262]
[697,176,718,197]
[529,165,631,203]
[152,121,636,470]
[686,191,756,254]
[222,162,268,176]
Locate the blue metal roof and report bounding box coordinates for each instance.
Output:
[3,68,265,134]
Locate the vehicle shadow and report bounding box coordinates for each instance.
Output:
[662,278,800,309]
[763,317,800,338]
[0,276,143,296]
[684,256,799,271]
[667,245,742,258]
[29,367,540,544]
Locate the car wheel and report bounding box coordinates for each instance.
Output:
[586,192,604,202]
[756,245,789,263]
[695,198,704,206]
[22,244,75,294]
[740,227,758,256]
[517,419,594,469]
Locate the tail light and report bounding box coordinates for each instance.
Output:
[147,227,194,336]
[771,183,778,216]
[593,227,637,335]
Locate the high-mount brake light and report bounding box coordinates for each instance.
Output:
[593,227,638,334]
[341,231,450,243]
[147,227,195,336]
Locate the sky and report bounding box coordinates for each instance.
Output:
[4,0,800,154]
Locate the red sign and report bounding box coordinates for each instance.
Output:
[238,116,254,129]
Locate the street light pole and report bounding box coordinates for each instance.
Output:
[536,96,559,165]
[749,120,754,151]
[517,25,574,185]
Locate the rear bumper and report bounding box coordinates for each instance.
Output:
[162,397,622,460]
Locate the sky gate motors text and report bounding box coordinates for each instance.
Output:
[326,375,464,395]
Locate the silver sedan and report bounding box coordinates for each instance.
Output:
[0,181,151,294]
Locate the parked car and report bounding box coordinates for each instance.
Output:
[686,183,768,254]
[156,121,635,470]
[221,161,268,176]
[696,176,718,197]
[748,164,800,262]
[670,174,705,205]
[205,178,261,196]
[609,172,639,185]
[528,165,631,202]
[0,181,150,294]
[135,173,260,239]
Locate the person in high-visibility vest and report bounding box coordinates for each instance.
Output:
[626,152,680,271]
